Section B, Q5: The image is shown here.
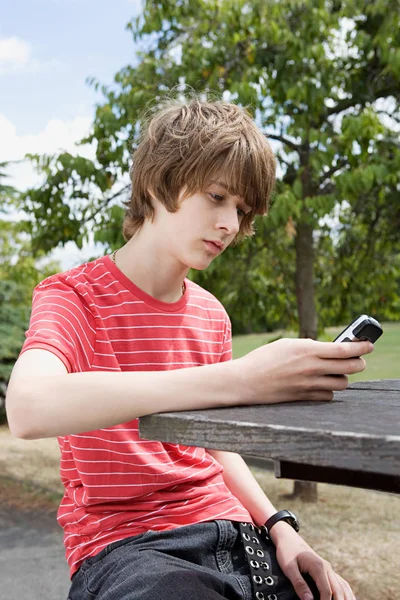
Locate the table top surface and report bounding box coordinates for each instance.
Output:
[139,380,400,477]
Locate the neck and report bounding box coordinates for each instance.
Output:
[113,230,188,303]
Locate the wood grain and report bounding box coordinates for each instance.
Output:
[139,383,400,482]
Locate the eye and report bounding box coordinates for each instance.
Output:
[209,193,224,201]
[237,208,246,218]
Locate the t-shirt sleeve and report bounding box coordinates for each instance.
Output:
[20,277,95,373]
[219,311,232,362]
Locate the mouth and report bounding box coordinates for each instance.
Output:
[204,240,224,254]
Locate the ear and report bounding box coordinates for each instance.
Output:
[147,187,157,203]
[177,185,190,203]
[146,188,167,221]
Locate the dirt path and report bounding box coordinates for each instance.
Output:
[0,428,70,600]
[0,474,70,600]
[0,424,63,498]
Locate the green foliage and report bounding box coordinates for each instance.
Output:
[0,163,60,413]
[191,215,297,333]
[0,161,18,201]
[18,0,400,333]
[0,222,60,383]
[0,279,31,382]
[317,194,400,328]
[22,152,126,253]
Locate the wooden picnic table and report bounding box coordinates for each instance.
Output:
[139,380,400,495]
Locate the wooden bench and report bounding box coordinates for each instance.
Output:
[139,380,400,495]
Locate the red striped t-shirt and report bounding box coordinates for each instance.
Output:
[21,255,252,577]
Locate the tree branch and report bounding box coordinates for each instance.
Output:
[265,134,300,153]
[319,159,349,186]
[276,155,297,169]
[326,87,400,119]
[318,181,336,195]
[104,183,131,206]
[85,183,131,224]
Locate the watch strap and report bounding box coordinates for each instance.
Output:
[264,509,300,535]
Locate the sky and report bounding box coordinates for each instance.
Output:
[0,0,143,266]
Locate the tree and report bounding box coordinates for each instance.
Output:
[21,0,400,336]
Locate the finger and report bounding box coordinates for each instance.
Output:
[327,573,345,600]
[299,389,335,401]
[283,562,316,600]
[335,574,357,600]
[319,375,349,391]
[321,357,366,376]
[326,571,351,600]
[316,341,374,359]
[302,562,332,600]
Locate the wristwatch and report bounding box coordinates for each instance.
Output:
[264,510,300,535]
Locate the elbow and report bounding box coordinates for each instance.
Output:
[5,381,43,440]
[6,402,32,440]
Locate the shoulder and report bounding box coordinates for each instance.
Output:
[32,257,112,329]
[186,280,230,322]
[34,256,109,298]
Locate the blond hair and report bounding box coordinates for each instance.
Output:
[123,97,276,243]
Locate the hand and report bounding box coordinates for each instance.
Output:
[271,522,356,600]
[236,338,374,404]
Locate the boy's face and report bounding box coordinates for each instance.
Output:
[151,180,252,271]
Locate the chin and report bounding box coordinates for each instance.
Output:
[185,256,215,271]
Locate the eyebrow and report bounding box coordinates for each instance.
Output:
[209,180,232,192]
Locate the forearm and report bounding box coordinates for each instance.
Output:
[209,449,296,545]
[208,450,277,525]
[7,361,242,439]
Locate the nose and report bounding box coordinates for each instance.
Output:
[216,206,240,236]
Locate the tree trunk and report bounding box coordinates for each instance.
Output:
[295,222,318,340]
[291,220,318,501]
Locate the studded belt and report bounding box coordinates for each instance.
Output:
[238,522,278,600]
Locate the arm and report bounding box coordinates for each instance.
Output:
[207,450,278,526]
[6,349,242,439]
[210,449,356,600]
[6,338,373,440]
[207,449,298,546]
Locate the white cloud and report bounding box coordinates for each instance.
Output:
[0,36,31,70]
[0,113,95,189]
[0,36,62,74]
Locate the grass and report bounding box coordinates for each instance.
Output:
[232,320,400,381]
[0,473,62,511]
[251,469,399,600]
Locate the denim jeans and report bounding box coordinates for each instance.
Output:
[67,520,320,600]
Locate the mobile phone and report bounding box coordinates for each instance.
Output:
[333,314,383,343]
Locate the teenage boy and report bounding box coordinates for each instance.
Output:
[6,98,371,600]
